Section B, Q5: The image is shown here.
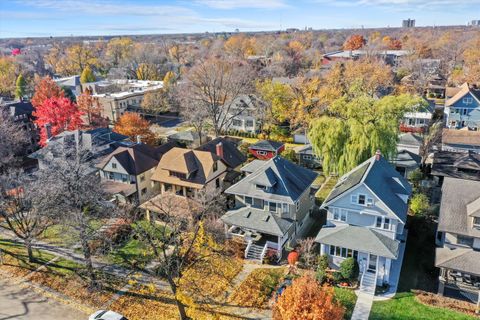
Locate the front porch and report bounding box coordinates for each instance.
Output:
[439,268,480,305]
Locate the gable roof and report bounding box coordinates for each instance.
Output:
[445,82,480,107]
[249,140,284,152]
[323,155,412,221]
[315,224,400,259]
[435,247,480,276]
[97,142,177,175]
[442,129,480,148]
[431,151,480,181]
[168,130,200,142]
[195,137,246,169]
[241,160,266,174]
[151,147,224,188]
[437,177,480,238]
[220,207,293,236]
[392,149,421,169]
[226,156,318,204]
[398,132,423,147]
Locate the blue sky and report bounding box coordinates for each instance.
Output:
[0,0,479,38]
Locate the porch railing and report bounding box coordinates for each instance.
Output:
[244,240,253,259]
[260,242,268,262]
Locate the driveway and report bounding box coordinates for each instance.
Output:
[0,277,87,320]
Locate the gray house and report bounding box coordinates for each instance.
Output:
[315,152,412,295]
[293,144,322,169]
[435,178,480,305]
[220,156,318,262]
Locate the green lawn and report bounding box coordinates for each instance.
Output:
[369,216,476,320]
[41,219,105,248]
[107,238,154,268]
[370,292,477,320]
[334,287,357,320]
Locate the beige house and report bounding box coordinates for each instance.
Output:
[150,147,228,198]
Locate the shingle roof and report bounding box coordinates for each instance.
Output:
[323,155,412,222]
[226,156,318,204]
[220,207,294,236]
[168,130,199,142]
[195,137,246,169]
[431,151,480,181]
[392,149,421,169]
[315,224,400,259]
[241,160,266,173]
[151,147,224,189]
[398,133,423,147]
[442,129,480,147]
[437,177,480,238]
[97,142,177,175]
[435,247,480,276]
[249,140,284,152]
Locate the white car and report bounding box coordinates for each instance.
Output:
[88,310,128,320]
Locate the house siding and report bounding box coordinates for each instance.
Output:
[445,92,480,129]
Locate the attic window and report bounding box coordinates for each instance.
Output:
[256,184,266,190]
[112,163,117,169]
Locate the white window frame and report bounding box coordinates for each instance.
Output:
[463,97,473,104]
[375,216,393,231]
[329,245,358,259]
[244,196,253,206]
[269,201,277,212]
[257,150,267,156]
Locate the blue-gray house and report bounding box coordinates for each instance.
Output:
[445,83,480,130]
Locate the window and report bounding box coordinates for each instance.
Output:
[122,175,128,183]
[463,97,473,104]
[108,172,114,180]
[457,235,474,246]
[282,203,289,213]
[256,184,266,190]
[333,208,340,220]
[474,217,480,227]
[376,216,382,228]
[140,175,145,182]
[257,150,267,156]
[383,218,390,230]
[351,195,358,204]
[112,163,117,169]
[303,155,312,160]
[463,108,468,115]
[141,188,147,196]
[246,120,254,127]
[436,231,443,243]
[296,201,300,211]
[358,194,366,205]
[232,119,242,126]
[269,202,277,212]
[215,178,220,188]
[329,245,358,259]
[213,161,218,172]
[170,171,187,179]
[245,196,253,206]
[340,209,347,222]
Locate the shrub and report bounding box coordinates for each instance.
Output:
[410,192,430,216]
[339,258,359,282]
[332,271,343,283]
[318,254,329,271]
[316,268,327,284]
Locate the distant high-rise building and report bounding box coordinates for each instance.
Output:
[402,19,415,28]
[471,20,480,26]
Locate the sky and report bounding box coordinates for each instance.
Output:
[0,0,479,38]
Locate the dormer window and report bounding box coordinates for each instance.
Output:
[463,97,473,104]
[112,163,117,169]
[170,171,187,179]
[213,161,218,172]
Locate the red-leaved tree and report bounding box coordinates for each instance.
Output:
[33,97,84,146]
[31,76,64,109]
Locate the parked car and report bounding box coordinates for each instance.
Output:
[88,310,128,320]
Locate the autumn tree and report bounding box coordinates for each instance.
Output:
[309,93,425,175]
[272,273,344,320]
[77,91,107,128]
[80,65,96,83]
[0,171,53,262]
[141,90,169,115]
[180,58,254,136]
[113,112,155,144]
[33,97,84,146]
[0,56,17,97]
[106,37,134,67]
[136,63,160,80]
[45,43,100,76]
[31,76,65,109]
[131,191,226,320]
[343,34,366,50]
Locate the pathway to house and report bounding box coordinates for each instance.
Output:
[351,292,374,320]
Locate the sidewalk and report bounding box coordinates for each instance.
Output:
[351,292,374,320]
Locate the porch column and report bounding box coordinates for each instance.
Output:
[183,186,187,197]
[145,209,151,221]
[161,183,165,193]
[320,244,326,255]
[277,236,281,250]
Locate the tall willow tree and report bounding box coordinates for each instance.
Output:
[309,93,426,175]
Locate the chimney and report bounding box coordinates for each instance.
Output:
[45,123,52,141]
[216,142,224,159]
[136,135,142,144]
[375,149,381,161]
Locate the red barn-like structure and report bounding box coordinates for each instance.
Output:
[249,140,285,160]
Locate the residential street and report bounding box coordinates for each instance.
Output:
[0,277,87,320]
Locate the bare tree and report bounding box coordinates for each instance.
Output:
[38,145,115,289]
[180,58,254,137]
[133,191,225,320]
[420,120,444,165]
[0,171,53,262]
[0,109,29,173]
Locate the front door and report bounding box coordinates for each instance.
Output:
[368,254,378,271]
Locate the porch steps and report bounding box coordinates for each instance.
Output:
[360,270,376,295]
[246,244,264,262]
